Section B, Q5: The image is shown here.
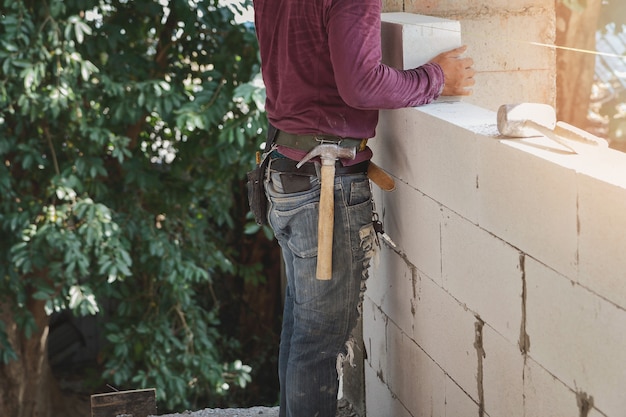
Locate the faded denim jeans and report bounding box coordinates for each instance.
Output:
[266,163,375,417]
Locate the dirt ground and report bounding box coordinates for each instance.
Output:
[59,396,359,417]
[154,399,360,417]
[55,385,359,417]
[154,406,279,417]
[55,371,360,417]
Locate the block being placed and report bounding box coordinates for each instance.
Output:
[381,13,463,102]
[381,12,462,70]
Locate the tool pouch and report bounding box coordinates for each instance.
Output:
[247,124,278,225]
[246,154,270,225]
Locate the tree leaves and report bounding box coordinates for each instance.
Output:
[0,0,266,411]
[66,15,93,45]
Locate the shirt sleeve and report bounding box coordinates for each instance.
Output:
[327,0,444,110]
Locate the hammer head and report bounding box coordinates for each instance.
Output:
[497,103,556,138]
[296,143,357,167]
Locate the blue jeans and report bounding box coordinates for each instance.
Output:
[266,162,375,417]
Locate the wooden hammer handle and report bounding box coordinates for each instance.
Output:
[316,163,335,280]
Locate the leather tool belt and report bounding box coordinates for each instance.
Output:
[268,127,370,194]
[270,157,369,176]
[269,156,369,194]
[275,130,368,152]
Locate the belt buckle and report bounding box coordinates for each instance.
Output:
[313,136,367,153]
[313,135,339,146]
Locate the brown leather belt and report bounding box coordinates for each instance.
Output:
[275,131,368,152]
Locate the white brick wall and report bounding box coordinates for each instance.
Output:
[523,358,578,417]
[578,170,626,306]
[441,209,523,345]
[482,325,524,417]
[362,12,626,417]
[525,257,626,417]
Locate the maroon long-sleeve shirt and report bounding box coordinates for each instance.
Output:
[253,0,444,144]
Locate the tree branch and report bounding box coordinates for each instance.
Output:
[43,125,60,176]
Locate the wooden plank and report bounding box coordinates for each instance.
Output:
[91,388,157,417]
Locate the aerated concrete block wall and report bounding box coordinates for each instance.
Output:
[361,12,626,417]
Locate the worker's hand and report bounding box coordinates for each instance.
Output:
[429,45,475,96]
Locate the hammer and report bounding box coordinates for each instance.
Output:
[297,143,356,280]
[497,103,608,152]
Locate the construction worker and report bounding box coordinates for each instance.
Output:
[251,1,474,416]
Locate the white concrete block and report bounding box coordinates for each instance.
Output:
[386,320,446,417]
[366,239,397,309]
[444,377,480,417]
[381,254,418,337]
[577,172,626,308]
[415,101,499,134]
[381,13,462,70]
[412,274,478,402]
[525,257,626,417]
[588,407,609,417]
[441,209,523,344]
[477,136,579,279]
[364,364,413,417]
[523,359,580,417]
[371,105,482,224]
[367,244,417,335]
[374,178,443,285]
[363,297,388,381]
[569,145,626,186]
[368,184,394,305]
[482,325,524,417]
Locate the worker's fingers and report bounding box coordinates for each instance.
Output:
[428,46,475,96]
[460,56,474,69]
[439,45,468,58]
[443,71,475,95]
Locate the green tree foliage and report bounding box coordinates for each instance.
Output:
[0,0,268,411]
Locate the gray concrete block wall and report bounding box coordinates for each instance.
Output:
[362,12,626,417]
